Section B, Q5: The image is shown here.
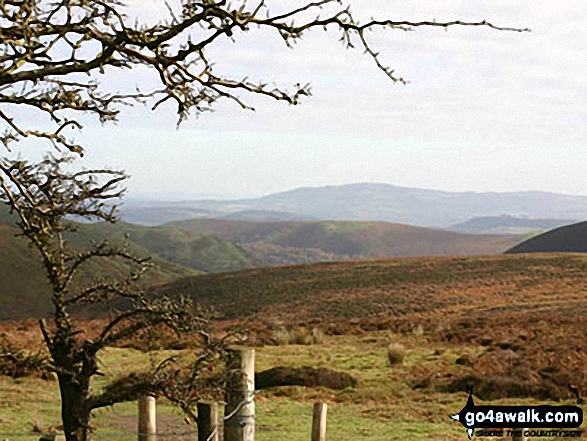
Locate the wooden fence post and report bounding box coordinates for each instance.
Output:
[224,347,255,441]
[138,395,157,441]
[198,401,220,441]
[311,402,328,441]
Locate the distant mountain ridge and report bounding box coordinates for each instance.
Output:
[120,183,587,227]
[449,215,577,235]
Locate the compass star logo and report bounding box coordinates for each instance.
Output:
[449,389,477,439]
[449,388,583,440]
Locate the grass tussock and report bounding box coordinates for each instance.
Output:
[386,343,406,365]
[271,326,325,346]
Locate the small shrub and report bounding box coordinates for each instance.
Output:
[387,343,406,365]
[0,344,50,379]
[412,324,424,336]
[411,375,434,390]
[437,374,560,401]
[311,327,326,344]
[289,327,314,345]
[271,326,325,346]
[455,355,473,367]
[256,366,357,390]
[271,328,292,346]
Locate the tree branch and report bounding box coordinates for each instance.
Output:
[0,0,529,154]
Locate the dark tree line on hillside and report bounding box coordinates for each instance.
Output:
[0,1,527,440]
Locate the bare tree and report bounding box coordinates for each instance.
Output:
[0,154,228,441]
[0,0,529,154]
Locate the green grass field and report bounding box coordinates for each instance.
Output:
[1,331,583,441]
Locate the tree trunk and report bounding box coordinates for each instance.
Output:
[58,373,92,441]
[50,337,95,441]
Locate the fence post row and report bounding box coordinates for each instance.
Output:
[138,395,157,441]
[224,347,256,441]
[135,351,328,441]
[197,401,220,441]
[311,402,328,441]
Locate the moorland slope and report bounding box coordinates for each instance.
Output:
[0,222,200,319]
[0,209,524,319]
[506,221,587,254]
[160,253,587,400]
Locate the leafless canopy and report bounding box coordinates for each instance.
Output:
[0,0,529,153]
[0,154,229,440]
[0,152,210,353]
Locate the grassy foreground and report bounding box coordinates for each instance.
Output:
[1,331,583,441]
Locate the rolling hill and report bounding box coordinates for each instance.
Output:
[0,205,526,320]
[166,218,522,262]
[506,221,587,254]
[120,183,587,227]
[0,222,201,320]
[75,221,257,273]
[158,253,587,400]
[0,203,257,274]
[0,206,257,319]
[448,215,576,235]
[158,253,587,323]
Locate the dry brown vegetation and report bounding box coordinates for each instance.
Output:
[160,253,587,401]
[2,253,587,404]
[0,341,50,379]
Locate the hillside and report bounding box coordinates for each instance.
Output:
[0,202,527,319]
[121,183,587,227]
[506,221,587,254]
[166,218,522,262]
[159,253,587,401]
[449,215,576,235]
[0,202,256,273]
[76,221,257,273]
[117,200,219,226]
[0,205,245,319]
[0,222,200,320]
[159,253,587,322]
[0,206,528,321]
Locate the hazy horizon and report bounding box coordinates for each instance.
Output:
[127,181,587,202]
[13,0,587,198]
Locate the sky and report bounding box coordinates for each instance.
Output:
[16,0,587,199]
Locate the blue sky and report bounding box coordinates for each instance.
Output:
[14,0,587,199]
